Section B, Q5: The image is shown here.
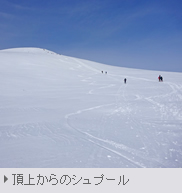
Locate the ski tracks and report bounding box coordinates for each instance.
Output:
[145,81,182,121]
[64,72,149,167]
[0,121,73,148]
[65,105,146,167]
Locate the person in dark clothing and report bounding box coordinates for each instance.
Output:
[124,78,127,84]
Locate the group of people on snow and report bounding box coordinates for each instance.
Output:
[158,75,163,82]
[101,71,163,84]
[101,71,107,74]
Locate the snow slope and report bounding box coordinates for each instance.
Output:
[0,48,182,168]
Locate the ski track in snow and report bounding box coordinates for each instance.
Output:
[65,106,146,168]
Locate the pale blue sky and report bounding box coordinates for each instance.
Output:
[0,0,182,72]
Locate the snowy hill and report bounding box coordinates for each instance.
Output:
[0,47,181,168]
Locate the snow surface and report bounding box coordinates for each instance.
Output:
[0,48,182,168]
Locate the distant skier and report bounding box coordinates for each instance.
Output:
[101,71,103,73]
[160,76,163,82]
[158,75,161,82]
[124,78,127,84]
[158,75,163,82]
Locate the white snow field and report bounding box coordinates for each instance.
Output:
[0,48,182,168]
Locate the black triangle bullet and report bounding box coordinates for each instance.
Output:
[4,175,8,183]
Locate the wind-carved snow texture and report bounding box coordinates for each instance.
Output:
[0,48,181,168]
